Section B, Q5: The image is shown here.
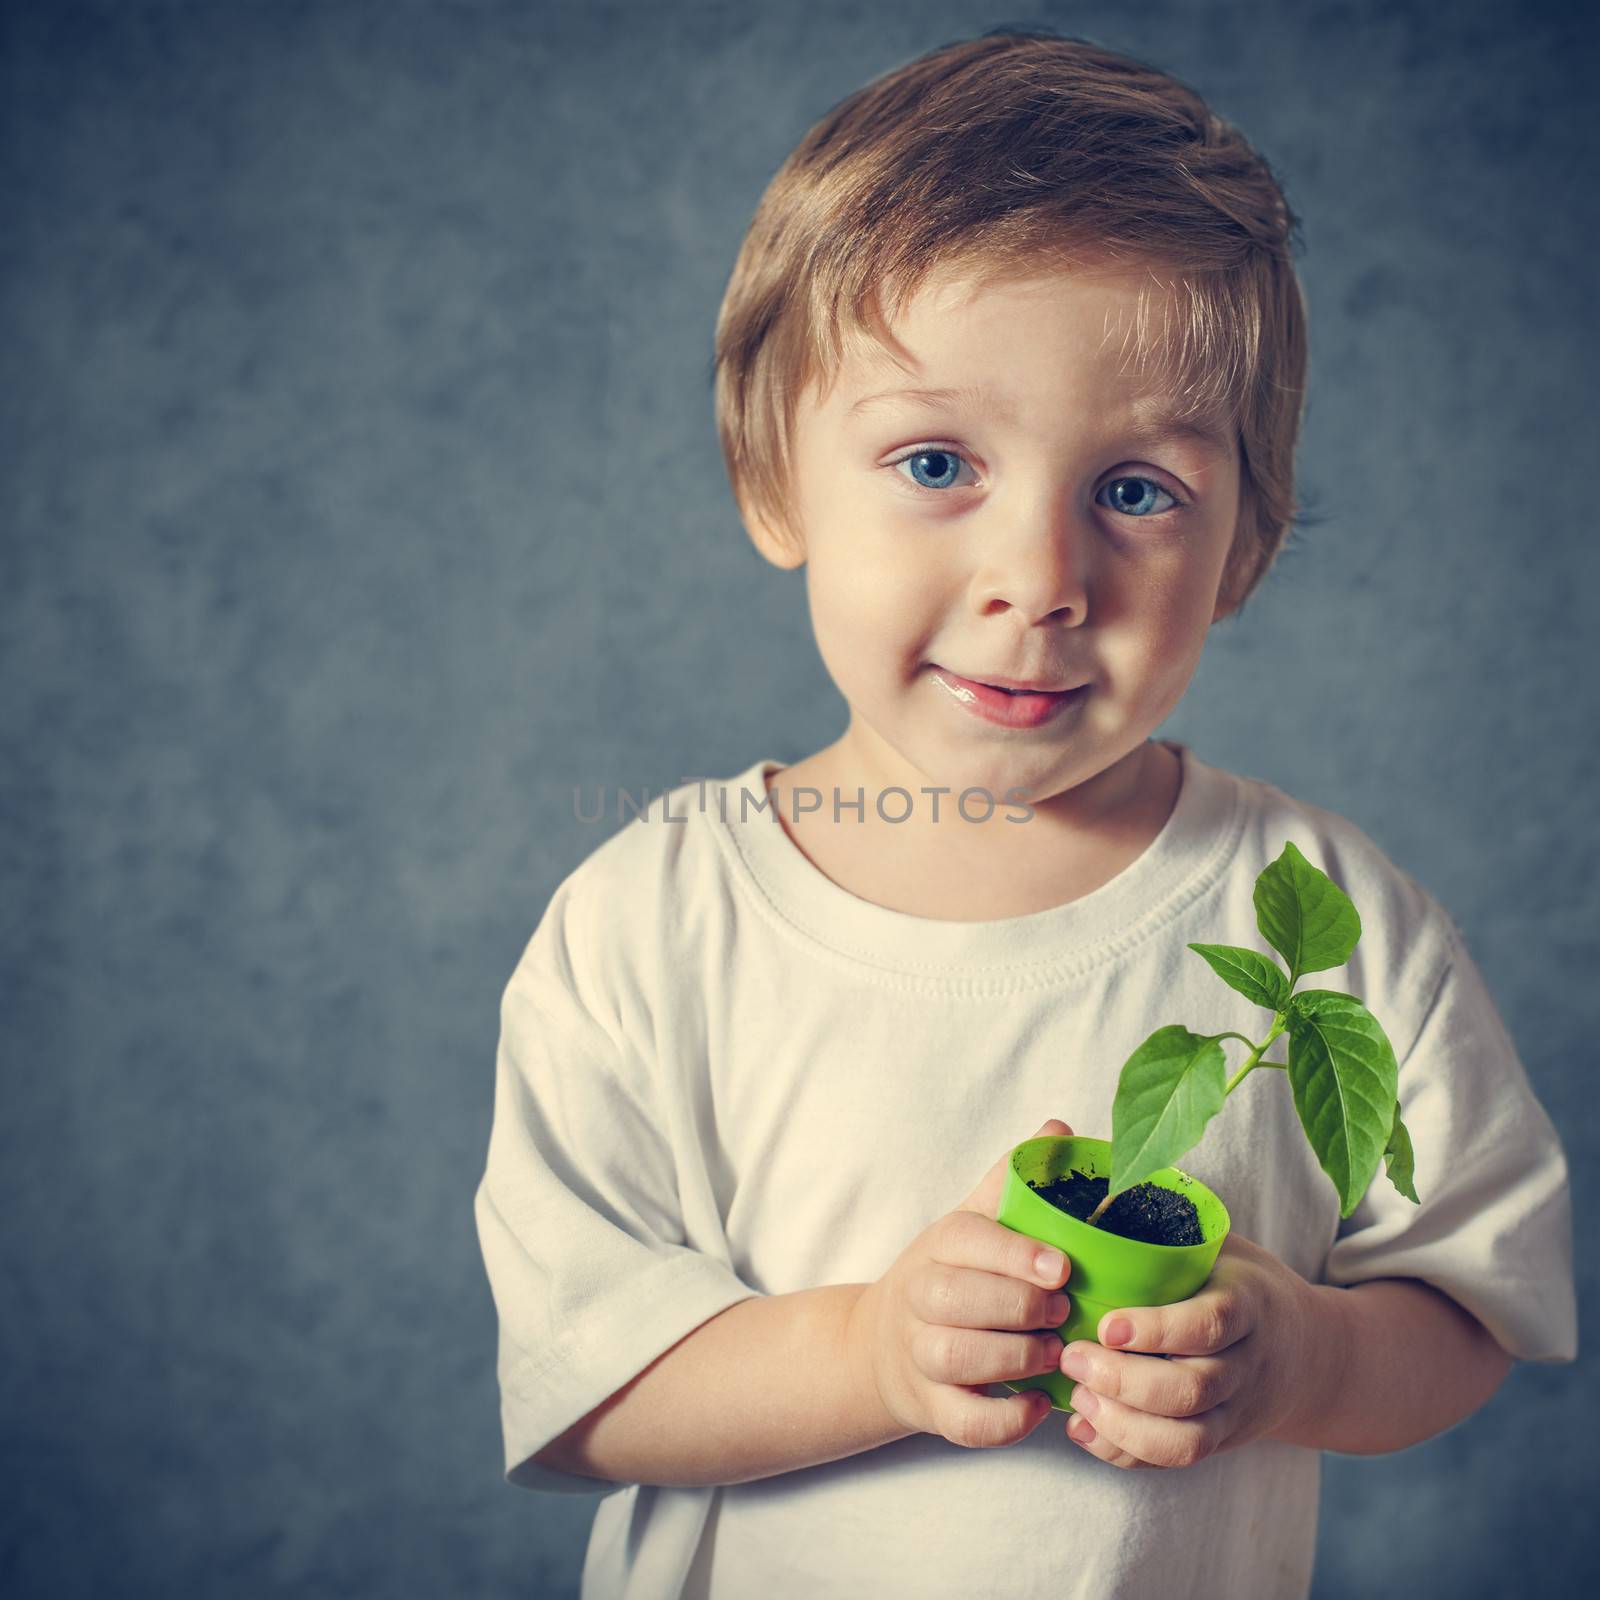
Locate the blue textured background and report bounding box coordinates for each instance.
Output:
[3,1,1594,1595]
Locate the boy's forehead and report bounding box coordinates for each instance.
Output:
[830,262,1210,413]
[824,277,1234,458]
[888,256,1178,343]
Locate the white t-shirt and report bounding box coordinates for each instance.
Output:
[474,740,1577,1600]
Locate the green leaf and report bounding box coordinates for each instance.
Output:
[1384,1104,1420,1204]
[1285,990,1400,1217]
[1109,1025,1229,1199]
[1253,841,1361,985]
[1187,942,1291,1011]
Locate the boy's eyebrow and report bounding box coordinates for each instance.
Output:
[848,384,1006,420]
[847,385,1233,456]
[1123,407,1235,457]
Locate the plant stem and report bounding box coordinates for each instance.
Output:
[1223,1014,1287,1095]
[1085,1015,1290,1230]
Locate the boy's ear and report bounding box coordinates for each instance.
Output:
[742,502,807,570]
[1210,526,1245,622]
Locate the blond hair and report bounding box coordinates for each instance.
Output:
[712,27,1310,619]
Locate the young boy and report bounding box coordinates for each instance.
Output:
[474,29,1577,1599]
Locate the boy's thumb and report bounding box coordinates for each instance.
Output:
[959,1119,1073,1219]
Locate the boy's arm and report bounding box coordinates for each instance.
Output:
[1271,1277,1513,1455]
[1272,915,1572,1456]
[537,1283,914,1487]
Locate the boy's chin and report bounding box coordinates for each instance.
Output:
[909,729,1168,813]
[906,739,1079,807]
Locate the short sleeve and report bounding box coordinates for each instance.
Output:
[473,870,762,1495]
[1321,919,1577,1364]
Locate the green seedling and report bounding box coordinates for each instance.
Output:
[1089,840,1420,1227]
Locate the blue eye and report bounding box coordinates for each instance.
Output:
[888,449,1183,518]
[1097,476,1181,517]
[890,447,976,492]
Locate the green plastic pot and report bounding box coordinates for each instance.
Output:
[996,1134,1231,1414]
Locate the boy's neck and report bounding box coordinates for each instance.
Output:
[762,738,1182,922]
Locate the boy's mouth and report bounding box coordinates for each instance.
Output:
[929,666,1087,727]
[936,666,1081,696]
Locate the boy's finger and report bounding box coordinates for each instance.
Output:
[1059,1343,1238,1419]
[937,1382,1054,1451]
[1066,1383,1228,1470]
[1065,1407,1150,1471]
[1097,1284,1252,1357]
[935,1212,1074,1302]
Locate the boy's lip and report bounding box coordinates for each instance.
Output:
[929,667,1088,728]
[937,665,1083,694]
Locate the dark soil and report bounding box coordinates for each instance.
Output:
[1029,1167,1204,1247]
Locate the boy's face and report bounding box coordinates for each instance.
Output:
[748,261,1241,812]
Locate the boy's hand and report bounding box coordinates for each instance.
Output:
[1056,1232,1333,1469]
[846,1119,1077,1451]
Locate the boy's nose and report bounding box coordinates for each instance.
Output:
[970,515,1091,625]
